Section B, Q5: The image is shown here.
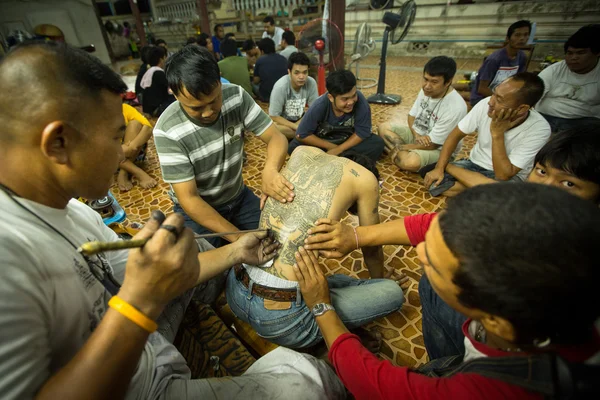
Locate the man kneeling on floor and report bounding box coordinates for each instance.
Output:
[288,70,385,162]
[226,146,405,349]
[0,41,345,400]
[378,56,467,172]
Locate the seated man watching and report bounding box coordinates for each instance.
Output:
[242,39,260,70]
[423,72,551,197]
[295,183,600,400]
[378,56,467,172]
[288,70,385,162]
[536,24,600,133]
[253,38,288,102]
[140,46,175,117]
[0,41,344,400]
[470,20,531,107]
[218,38,253,96]
[226,146,405,349]
[304,123,600,361]
[279,30,299,60]
[269,52,319,139]
[117,103,157,191]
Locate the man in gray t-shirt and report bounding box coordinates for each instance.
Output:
[269,52,319,139]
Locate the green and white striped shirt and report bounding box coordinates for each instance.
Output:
[154,84,272,206]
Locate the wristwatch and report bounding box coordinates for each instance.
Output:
[311,303,335,317]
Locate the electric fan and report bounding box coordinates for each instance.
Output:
[348,23,377,89]
[369,0,394,10]
[367,0,417,105]
[297,18,345,95]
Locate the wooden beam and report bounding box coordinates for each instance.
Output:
[128,0,147,46]
[329,0,345,70]
[197,0,211,35]
[90,0,115,63]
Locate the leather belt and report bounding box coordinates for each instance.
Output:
[234,265,297,302]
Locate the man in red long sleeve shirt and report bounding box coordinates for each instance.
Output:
[292,183,600,399]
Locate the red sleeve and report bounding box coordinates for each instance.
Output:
[328,333,542,400]
[403,213,438,246]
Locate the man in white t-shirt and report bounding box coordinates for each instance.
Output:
[423,72,551,197]
[378,56,468,172]
[269,52,319,139]
[262,16,285,49]
[536,24,600,133]
[0,41,345,400]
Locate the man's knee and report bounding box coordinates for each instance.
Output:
[376,279,405,311]
[377,122,391,134]
[396,152,422,172]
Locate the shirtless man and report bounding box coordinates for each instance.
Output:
[226,146,405,349]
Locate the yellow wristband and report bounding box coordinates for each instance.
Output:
[108,296,158,333]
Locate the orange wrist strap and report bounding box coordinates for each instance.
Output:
[108,296,158,333]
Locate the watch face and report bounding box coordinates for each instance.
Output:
[313,304,325,314]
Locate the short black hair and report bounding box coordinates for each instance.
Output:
[155,39,167,46]
[165,45,220,98]
[258,38,276,54]
[287,52,310,71]
[340,150,380,215]
[423,56,457,84]
[224,32,236,40]
[186,36,198,45]
[263,16,275,25]
[214,24,223,33]
[507,20,531,39]
[439,183,600,345]
[242,39,256,52]
[147,46,166,66]
[221,38,238,58]
[564,24,600,54]
[140,45,153,64]
[282,30,296,46]
[326,70,357,97]
[534,122,600,188]
[197,33,210,47]
[508,72,545,106]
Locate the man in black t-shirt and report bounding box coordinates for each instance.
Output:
[252,38,288,102]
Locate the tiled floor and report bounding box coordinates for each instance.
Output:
[112,57,479,368]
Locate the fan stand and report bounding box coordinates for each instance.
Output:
[350,54,377,90]
[367,27,401,105]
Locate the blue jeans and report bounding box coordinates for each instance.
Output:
[539,113,598,135]
[418,274,467,359]
[428,159,496,197]
[288,134,385,162]
[173,186,261,248]
[226,269,404,348]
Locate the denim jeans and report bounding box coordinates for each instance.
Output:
[288,134,385,162]
[427,159,496,197]
[539,112,598,135]
[226,269,404,348]
[173,186,261,248]
[418,274,468,359]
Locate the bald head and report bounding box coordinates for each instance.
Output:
[0,41,126,143]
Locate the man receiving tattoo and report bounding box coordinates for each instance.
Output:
[226,146,405,349]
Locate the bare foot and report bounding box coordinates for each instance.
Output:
[352,327,382,354]
[117,170,133,192]
[386,269,411,290]
[137,172,157,189]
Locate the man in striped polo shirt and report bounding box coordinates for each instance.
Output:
[154,45,294,247]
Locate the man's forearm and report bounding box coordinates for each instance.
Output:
[36,306,154,400]
[407,115,417,136]
[315,311,350,349]
[477,80,493,97]
[298,134,337,150]
[434,129,465,170]
[263,127,289,172]
[362,246,384,279]
[331,133,363,153]
[271,116,298,131]
[356,219,411,247]
[446,163,496,188]
[491,135,517,180]
[253,76,260,84]
[180,196,240,243]
[195,243,241,285]
[130,125,153,149]
[400,143,439,151]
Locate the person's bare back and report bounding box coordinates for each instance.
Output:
[259,146,381,280]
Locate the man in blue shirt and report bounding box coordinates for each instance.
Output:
[470,20,531,106]
[253,38,288,102]
[288,70,384,162]
[212,24,225,60]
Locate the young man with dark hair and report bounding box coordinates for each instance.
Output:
[269,52,319,139]
[0,41,345,400]
[226,145,406,349]
[140,46,175,116]
[470,20,531,106]
[536,24,600,133]
[294,183,600,399]
[155,38,173,58]
[279,30,298,60]
[423,72,550,197]
[262,16,284,48]
[155,45,295,248]
[253,38,288,102]
[218,38,253,95]
[212,24,225,59]
[378,56,468,172]
[242,39,260,70]
[288,69,385,162]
